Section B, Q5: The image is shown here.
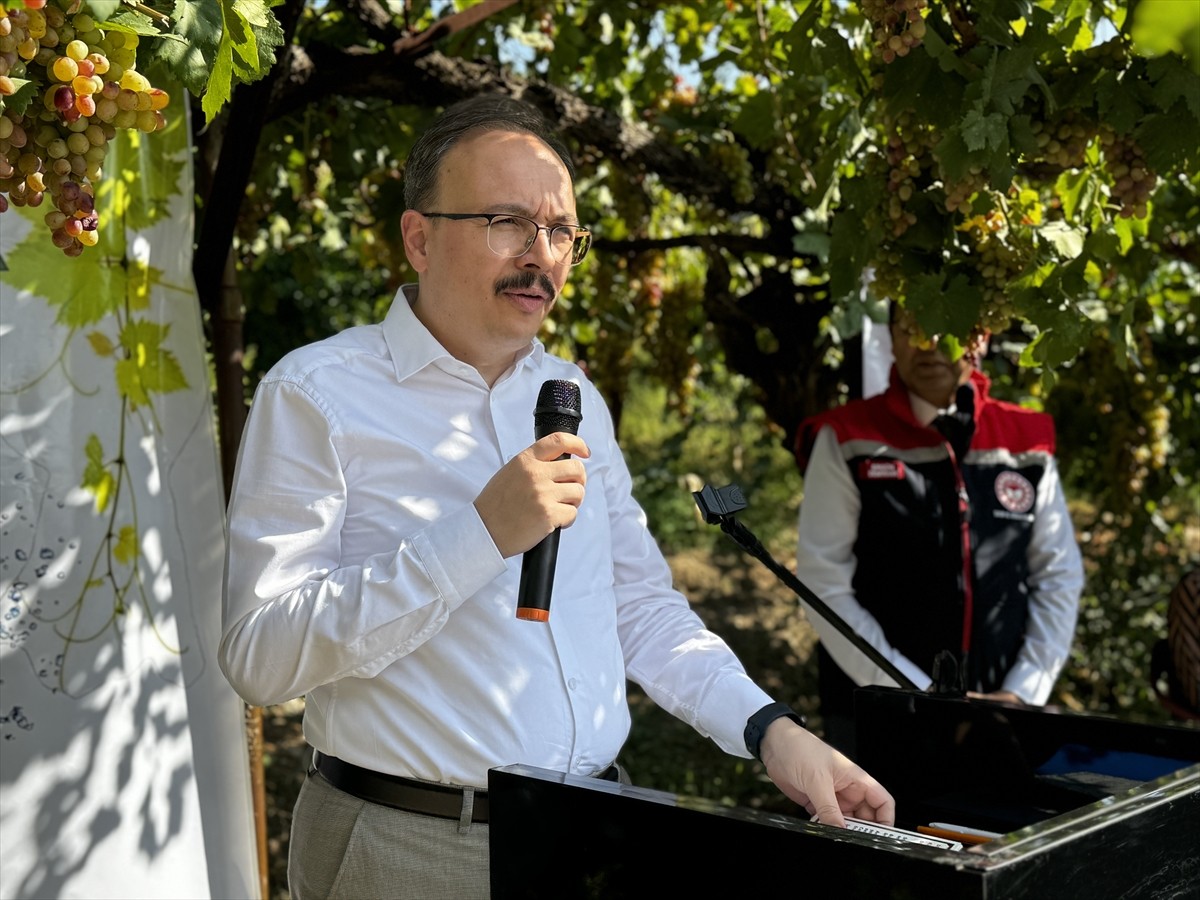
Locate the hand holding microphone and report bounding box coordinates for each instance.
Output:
[517,380,583,622]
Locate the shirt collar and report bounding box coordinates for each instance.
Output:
[908,391,943,427]
[381,284,545,384]
[906,367,990,426]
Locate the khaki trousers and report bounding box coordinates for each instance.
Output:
[287,769,490,900]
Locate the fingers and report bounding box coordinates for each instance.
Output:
[812,799,846,829]
[531,431,590,461]
[762,724,896,829]
[474,435,590,558]
[848,781,896,826]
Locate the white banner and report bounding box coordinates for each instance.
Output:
[0,104,259,898]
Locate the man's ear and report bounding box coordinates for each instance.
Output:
[401,209,430,273]
[962,329,990,369]
[972,330,991,359]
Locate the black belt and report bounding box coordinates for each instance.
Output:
[312,752,621,825]
[313,751,492,823]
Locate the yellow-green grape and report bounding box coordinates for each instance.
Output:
[1099,128,1156,219]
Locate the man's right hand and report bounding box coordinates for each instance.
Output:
[474,432,590,558]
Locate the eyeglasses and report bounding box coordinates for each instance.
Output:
[419,212,592,266]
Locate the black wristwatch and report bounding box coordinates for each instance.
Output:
[744,701,806,761]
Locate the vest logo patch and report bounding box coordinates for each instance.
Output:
[995,471,1035,513]
[859,459,905,480]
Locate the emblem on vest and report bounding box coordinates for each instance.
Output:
[858,459,905,480]
[995,471,1035,513]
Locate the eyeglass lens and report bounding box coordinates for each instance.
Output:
[487,216,589,264]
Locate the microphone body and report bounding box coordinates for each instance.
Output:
[516,380,583,622]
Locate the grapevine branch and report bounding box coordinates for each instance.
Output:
[124,1,170,28]
[699,241,841,443]
[593,232,808,264]
[944,0,979,50]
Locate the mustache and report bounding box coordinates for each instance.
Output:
[495,271,556,301]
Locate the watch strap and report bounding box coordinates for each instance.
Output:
[744,701,806,761]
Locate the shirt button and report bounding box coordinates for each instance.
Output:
[568,677,578,690]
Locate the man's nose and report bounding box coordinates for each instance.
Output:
[520,227,558,267]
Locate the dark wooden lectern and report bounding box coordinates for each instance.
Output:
[488,687,1200,899]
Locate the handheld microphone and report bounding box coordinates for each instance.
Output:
[516,379,583,622]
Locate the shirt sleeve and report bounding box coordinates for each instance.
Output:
[1000,455,1083,705]
[218,377,507,707]
[589,390,772,758]
[794,425,934,691]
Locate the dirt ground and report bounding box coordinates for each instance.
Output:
[258,546,817,898]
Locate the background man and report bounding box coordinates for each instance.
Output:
[793,306,1084,756]
[220,94,894,899]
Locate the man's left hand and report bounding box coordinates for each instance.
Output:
[759,718,896,829]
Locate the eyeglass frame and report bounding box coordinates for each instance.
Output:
[418,211,593,266]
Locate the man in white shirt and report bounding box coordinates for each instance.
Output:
[221,94,895,899]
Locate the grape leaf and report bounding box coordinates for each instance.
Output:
[1,207,123,326]
[81,434,115,514]
[906,272,982,338]
[1021,315,1093,368]
[0,78,35,116]
[234,0,285,76]
[934,129,972,183]
[1094,70,1144,133]
[989,45,1041,115]
[83,1,123,21]
[783,3,825,78]
[1057,5,1095,53]
[86,331,116,356]
[1148,56,1200,118]
[115,319,189,408]
[113,525,139,566]
[100,8,183,40]
[733,92,780,151]
[202,7,238,125]
[829,176,883,302]
[1135,109,1200,171]
[1111,212,1148,254]
[140,1,223,99]
[1055,168,1098,224]
[973,0,1029,46]
[920,19,971,78]
[1038,220,1086,258]
[1008,114,1040,156]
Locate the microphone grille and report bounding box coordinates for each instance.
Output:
[533,379,582,435]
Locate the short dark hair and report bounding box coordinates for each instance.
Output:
[403,93,576,211]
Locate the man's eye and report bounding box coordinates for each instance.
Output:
[491,217,523,229]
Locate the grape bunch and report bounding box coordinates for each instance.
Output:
[1030,110,1097,170]
[0,0,169,256]
[1099,127,1156,219]
[708,137,755,205]
[941,164,987,214]
[882,110,931,237]
[862,0,928,64]
[956,210,1030,334]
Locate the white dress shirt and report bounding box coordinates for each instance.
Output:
[220,286,772,787]
[795,391,1082,706]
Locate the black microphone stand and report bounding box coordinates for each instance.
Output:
[693,483,920,692]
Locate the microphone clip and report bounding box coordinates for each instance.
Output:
[692,483,748,525]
